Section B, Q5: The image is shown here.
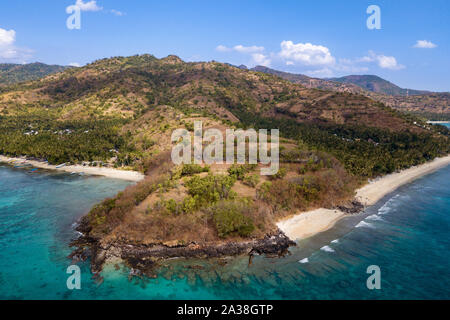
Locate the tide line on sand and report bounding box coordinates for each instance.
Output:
[277,155,450,241]
[0,155,145,182]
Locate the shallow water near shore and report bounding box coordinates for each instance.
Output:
[0,163,449,299]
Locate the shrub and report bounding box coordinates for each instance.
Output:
[156,196,198,215]
[142,138,156,149]
[164,199,179,215]
[88,198,116,227]
[211,200,255,238]
[268,167,287,180]
[242,174,260,187]
[185,174,236,208]
[181,196,197,214]
[133,181,159,204]
[181,163,210,176]
[227,164,257,180]
[184,121,194,131]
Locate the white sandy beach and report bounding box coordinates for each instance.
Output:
[277,155,450,241]
[0,155,145,182]
[356,156,450,206]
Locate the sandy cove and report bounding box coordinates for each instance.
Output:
[277,155,450,241]
[0,155,145,182]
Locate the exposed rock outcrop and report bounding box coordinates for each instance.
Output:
[69,219,295,277]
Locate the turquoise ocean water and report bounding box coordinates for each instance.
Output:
[0,145,449,299]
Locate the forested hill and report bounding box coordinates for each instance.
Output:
[0,54,448,177]
[0,62,69,86]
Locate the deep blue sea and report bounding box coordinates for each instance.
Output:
[0,158,449,299]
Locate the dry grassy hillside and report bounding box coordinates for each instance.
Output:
[252,66,449,118]
[0,54,424,132]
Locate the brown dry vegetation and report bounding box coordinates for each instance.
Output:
[252,66,449,116]
[0,54,448,247]
[0,54,428,134]
[83,139,359,246]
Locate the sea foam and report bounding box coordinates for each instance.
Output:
[320,245,335,252]
[366,214,383,221]
[355,221,375,228]
[299,258,309,263]
[378,194,400,215]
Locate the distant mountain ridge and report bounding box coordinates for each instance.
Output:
[0,62,69,86]
[327,75,430,96]
[250,66,449,116]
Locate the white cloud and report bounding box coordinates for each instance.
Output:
[359,56,374,63]
[276,41,401,74]
[216,44,264,53]
[251,53,271,67]
[216,41,406,76]
[0,28,15,46]
[216,45,231,52]
[110,9,125,16]
[413,40,437,49]
[0,27,32,61]
[304,68,334,77]
[0,47,18,59]
[333,58,369,73]
[377,55,401,69]
[361,51,404,70]
[68,2,123,16]
[74,0,102,12]
[216,44,269,66]
[69,62,81,67]
[278,40,335,66]
[233,45,264,54]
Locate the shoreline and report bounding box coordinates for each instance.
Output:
[0,155,145,182]
[70,222,295,277]
[277,155,450,241]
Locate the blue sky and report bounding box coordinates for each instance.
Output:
[0,0,448,91]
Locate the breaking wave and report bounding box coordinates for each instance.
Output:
[355,221,375,228]
[366,214,383,221]
[320,245,335,252]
